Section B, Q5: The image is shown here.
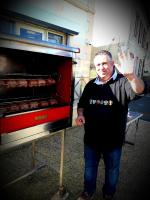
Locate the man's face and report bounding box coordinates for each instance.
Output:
[94,54,114,82]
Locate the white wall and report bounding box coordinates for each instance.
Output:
[92,0,132,47]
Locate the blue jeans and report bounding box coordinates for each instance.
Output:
[83,144,122,197]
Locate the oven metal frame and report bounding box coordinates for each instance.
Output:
[0,119,68,152]
[0,33,79,57]
[0,33,79,150]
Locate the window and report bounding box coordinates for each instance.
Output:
[0,17,15,35]
[17,24,66,44]
[20,28,43,41]
[0,10,78,46]
[138,59,143,77]
[48,32,64,44]
[133,11,148,49]
[142,28,146,48]
[134,14,139,38]
[138,21,143,44]
[16,23,66,44]
[0,15,67,45]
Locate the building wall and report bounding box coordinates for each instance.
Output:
[90,0,150,81]
[92,0,132,47]
[144,28,150,77]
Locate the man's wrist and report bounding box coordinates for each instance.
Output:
[125,74,136,82]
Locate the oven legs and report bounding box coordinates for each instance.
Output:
[1,129,69,199]
[51,129,69,200]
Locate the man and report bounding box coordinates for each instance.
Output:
[76,50,145,200]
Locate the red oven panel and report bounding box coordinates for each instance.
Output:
[0,106,70,134]
[57,59,72,103]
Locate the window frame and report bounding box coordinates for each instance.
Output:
[0,9,78,46]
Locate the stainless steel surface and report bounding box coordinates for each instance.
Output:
[0,34,79,57]
[127,111,143,126]
[126,111,143,145]
[0,119,69,151]
[0,131,49,153]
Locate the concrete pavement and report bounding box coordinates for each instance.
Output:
[0,94,150,200]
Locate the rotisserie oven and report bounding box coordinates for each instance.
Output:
[0,34,79,148]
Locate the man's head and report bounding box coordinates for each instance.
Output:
[94,50,114,82]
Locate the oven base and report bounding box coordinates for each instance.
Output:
[0,118,70,152]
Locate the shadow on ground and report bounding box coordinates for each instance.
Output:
[0,119,150,200]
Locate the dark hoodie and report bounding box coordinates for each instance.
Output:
[78,73,138,151]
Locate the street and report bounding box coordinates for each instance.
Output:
[0,93,150,200]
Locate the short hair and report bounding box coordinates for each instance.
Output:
[95,50,112,60]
